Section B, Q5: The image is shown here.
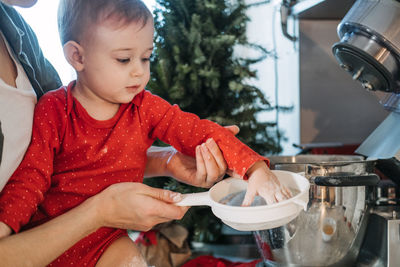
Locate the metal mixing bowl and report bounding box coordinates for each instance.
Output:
[256,155,378,266]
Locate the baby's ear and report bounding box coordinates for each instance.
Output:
[63,41,84,72]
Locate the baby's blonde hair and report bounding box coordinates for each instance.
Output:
[57,0,152,45]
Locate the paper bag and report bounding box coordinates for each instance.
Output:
[135,222,191,267]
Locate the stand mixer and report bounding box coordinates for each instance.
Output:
[332,0,400,265]
[332,0,400,160]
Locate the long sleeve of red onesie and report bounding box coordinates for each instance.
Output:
[139,91,268,177]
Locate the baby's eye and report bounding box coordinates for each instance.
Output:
[117,58,130,63]
[142,57,150,62]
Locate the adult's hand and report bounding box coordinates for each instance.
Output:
[93,182,188,232]
[0,182,185,266]
[166,125,240,188]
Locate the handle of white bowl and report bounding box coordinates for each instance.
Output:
[175,191,212,207]
[292,198,308,211]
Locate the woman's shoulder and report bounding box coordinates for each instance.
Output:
[0,3,62,98]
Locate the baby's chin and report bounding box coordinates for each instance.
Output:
[119,94,139,104]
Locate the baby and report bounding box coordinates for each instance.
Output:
[0,0,291,266]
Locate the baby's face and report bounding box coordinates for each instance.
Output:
[77,19,154,105]
[1,0,38,8]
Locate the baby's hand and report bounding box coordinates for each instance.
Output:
[242,161,292,206]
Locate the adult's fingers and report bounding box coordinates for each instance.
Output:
[148,200,189,221]
[140,184,183,204]
[195,145,207,181]
[137,187,189,221]
[204,138,227,179]
[96,183,189,231]
[224,125,240,135]
[198,142,219,186]
[128,202,188,231]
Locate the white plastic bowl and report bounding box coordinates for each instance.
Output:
[176,170,310,231]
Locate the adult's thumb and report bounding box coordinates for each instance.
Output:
[145,187,183,204]
[224,125,240,135]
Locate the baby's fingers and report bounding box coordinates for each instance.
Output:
[274,191,286,202]
[258,186,278,205]
[241,184,256,206]
[282,185,292,199]
[272,184,292,202]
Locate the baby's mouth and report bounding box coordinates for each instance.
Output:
[126,85,140,91]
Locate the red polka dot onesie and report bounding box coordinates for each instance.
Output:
[0,81,267,266]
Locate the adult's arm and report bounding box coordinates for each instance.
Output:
[145,125,240,188]
[0,182,187,267]
[0,195,98,266]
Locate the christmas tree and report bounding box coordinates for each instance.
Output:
[146,0,287,243]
